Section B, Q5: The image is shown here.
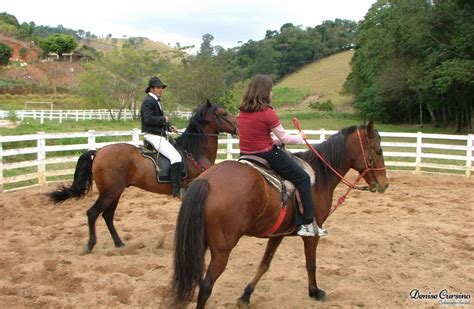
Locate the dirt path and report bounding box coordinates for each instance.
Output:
[0,171,472,308]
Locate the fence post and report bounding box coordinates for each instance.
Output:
[88,130,96,150]
[132,128,140,145]
[40,110,44,124]
[75,110,79,122]
[37,132,46,186]
[415,131,422,174]
[320,129,326,143]
[226,134,233,160]
[466,134,473,178]
[0,136,3,192]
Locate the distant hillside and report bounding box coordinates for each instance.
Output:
[278,50,354,112]
[85,37,181,59]
[0,33,40,62]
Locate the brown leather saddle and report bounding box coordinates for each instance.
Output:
[139,140,188,183]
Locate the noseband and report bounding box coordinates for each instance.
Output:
[214,112,238,136]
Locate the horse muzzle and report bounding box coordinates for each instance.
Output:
[368,181,389,193]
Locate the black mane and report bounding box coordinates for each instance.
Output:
[296,125,366,185]
[175,102,218,159]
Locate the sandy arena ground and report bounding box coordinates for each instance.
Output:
[0,171,473,308]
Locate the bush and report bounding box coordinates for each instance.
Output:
[309,99,334,111]
[0,42,13,65]
[19,47,27,58]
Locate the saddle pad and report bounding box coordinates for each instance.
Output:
[239,155,315,193]
[139,148,187,182]
[239,160,296,194]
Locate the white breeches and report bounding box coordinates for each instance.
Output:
[144,134,182,164]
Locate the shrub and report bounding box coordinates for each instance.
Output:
[19,47,27,58]
[309,99,334,111]
[0,42,13,65]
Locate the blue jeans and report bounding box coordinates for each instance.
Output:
[255,146,314,225]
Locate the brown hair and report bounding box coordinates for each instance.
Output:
[239,74,273,112]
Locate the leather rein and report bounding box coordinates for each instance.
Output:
[302,127,386,215]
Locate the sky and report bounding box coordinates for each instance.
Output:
[2,0,376,50]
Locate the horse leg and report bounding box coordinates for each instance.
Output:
[84,194,116,253]
[196,250,231,309]
[302,237,326,300]
[102,195,125,248]
[237,236,284,307]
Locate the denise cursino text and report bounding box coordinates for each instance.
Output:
[409,289,471,305]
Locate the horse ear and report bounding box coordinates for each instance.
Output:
[366,120,375,139]
[206,99,212,107]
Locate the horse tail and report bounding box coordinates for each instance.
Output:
[48,150,96,204]
[171,178,209,306]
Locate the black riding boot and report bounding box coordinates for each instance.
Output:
[170,162,183,198]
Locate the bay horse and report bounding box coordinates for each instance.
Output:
[48,101,237,253]
[171,121,389,308]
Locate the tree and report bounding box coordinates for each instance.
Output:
[199,33,215,57]
[0,12,20,27]
[0,43,13,65]
[79,46,166,119]
[343,0,473,131]
[40,34,78,57]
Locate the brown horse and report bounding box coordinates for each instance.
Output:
[48,101,237,253]
[171,121,389,308]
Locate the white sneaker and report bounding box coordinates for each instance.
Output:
[297,223,316,236]
[297,221,328,237]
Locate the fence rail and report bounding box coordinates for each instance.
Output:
[0,129,472,192]
[0,109,193,123]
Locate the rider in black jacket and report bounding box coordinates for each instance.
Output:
[141,76,183,198]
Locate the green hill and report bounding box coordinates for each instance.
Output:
[277,50,354,112]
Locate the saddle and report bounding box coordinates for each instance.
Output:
[238,152,315,207]
[139,139,188,183]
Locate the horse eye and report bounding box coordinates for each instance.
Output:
[375,149,383,155]
[222,112,228,117]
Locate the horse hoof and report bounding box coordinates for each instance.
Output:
[310,288,327,301]
[115,242,126,248]
[236,298,249,308]
[83,244,93,254]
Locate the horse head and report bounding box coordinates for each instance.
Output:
[205,99,238,136]
[350,121,389,193]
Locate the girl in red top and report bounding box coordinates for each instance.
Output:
[238,74,327,237]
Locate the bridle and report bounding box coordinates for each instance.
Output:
[213,111,238,136]
[177,110,237,137]
[302,128,386,216]
[177,109,238,172]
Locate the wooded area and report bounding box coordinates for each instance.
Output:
[343,0,473,132]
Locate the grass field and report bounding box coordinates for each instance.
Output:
[278,50,355,112]
[0,94,88,110]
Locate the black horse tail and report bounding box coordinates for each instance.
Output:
[171,178,209,306]
[48,150,96,204]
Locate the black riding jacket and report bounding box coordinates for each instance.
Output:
[140,94,170,136]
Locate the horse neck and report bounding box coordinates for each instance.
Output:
[201,132,218,165]
[316,156,351,195]
[311,139,353,222]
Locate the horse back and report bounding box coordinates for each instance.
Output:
[200,160,297,238]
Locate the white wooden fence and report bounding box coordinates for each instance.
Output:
[0,109,193,123]
[0,129,472,192]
